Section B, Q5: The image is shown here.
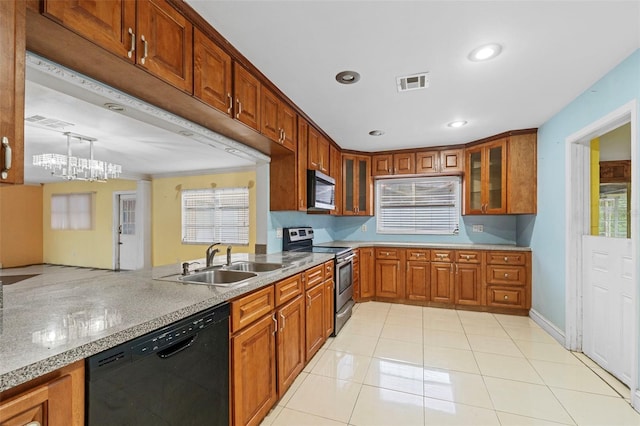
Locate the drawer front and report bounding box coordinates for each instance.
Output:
[407,249,430,261]
[431,249,454,263]
[487,287,526,308]
[375,248,401,260]
[487,265,527,285]
[324,260,334,280]
[304,264,325,289]
[275,273,303,307]
[231,286,275,333]
[487,251,527,265]
[455,250,481,264]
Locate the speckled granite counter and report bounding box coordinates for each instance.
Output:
[317,241,531,251]
[0,252,332,392]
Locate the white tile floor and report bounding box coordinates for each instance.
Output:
[261,301,640,426]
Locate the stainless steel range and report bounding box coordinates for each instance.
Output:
[282,227,355,335]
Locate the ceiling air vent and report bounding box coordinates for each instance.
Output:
[396,72,430,92]
[25,115,75,129]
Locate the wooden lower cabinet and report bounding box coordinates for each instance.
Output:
[406,260,430,301]
[430,262,455,304]
[323,279,335,339]
[232,313,277,426]
[276,295,305,398]
[305,282,325,360]
[375,248,405,300]
[455,263,482,305]
[0,360,84,426]
[358,247,375,300]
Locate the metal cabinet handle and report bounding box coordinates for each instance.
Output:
[307,293,312,307]
[227,93,233,114]
[504,273,509,278]
[236,100,242,118]
[504,295,509,300]
[1,137,11,179]
[455,263,459,274]
[280,313,285,331]
[465,255,470,260]
[140,34,148,64]
[504,257,508,262]
[450,263,453,273]
[25,422,41,426]
[272,315,277,335]
[127,28,135,58]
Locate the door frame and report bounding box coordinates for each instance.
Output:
[564,99,638,407]
[112,190,138,271]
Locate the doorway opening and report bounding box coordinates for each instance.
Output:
[565,100,638,408]
[113,191,138,271]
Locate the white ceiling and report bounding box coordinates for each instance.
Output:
[187,0,640,151]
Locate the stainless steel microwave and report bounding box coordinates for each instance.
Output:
[307,170,336,211]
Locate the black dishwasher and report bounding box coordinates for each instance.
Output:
[86,302,230,426]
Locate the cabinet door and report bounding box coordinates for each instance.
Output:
[376,259,404,299]
[359,247,375,299]
[318,136,330,173]
[276,296,305,398]
[342,155,356,215]
[356,156,372,215]
[394,153,415,175]
[44,0,136,62]
[330,144,342,215]
[136,0,193,93]
[455,263,481,305]
[0,0,25,185]
[260,87,280,142]
[305,284,325,360]
[430,262,454,304]
[406,260,430,301]
[465,145,484,214]
[234,64,261,131]
[440,149,464,174]
[193,29,232,115]
[415,151,439,174]
[372,154,393,176]
[307,126,321,170]
[323,279,334,338]
[485,139,507,214]
[232,314,277,426]
[297,118,309,211]
[279,103,297,152]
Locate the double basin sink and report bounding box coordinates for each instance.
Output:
[178,261,283,286]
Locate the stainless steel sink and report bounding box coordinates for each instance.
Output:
[227,262,283,272]
[179,269,257,286]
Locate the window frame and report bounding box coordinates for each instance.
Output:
[50,192,94,231]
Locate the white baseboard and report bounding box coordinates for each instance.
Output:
[529,308,565,345]
[634,390,640,413]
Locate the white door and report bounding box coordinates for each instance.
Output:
[117,194,138,271]
[582,235,634,386]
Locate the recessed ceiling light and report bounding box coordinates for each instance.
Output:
[369,130,385,136]
[468,43,502,62]
[335,71,361,84]
[447,120,468,128]
[104,103,126,112]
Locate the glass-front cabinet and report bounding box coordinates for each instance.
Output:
[464,138,507,215]
[343,154,372,215]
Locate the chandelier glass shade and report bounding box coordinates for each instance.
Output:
[32,132,122,181]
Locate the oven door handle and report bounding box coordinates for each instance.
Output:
[337,254,355,264]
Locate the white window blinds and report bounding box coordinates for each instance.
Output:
[181,187,249,245]
[51,193,93,230]
[376,176,460,235]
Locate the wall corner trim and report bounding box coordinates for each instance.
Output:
[530,308,566,346]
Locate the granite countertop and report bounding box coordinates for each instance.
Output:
[0,252,332,392]
[318,241,531,251]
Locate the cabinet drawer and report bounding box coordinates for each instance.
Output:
[455,250,481,264]
[407,249,430,261]
[487,287,526,308]
[275,273,303,307]
[324,260,334,280]
[431,249,454,263]
[487,251,527,265]
[487,265,527,285]
[231,286,275,333]
[375,248,401,260]
[304,264,325,289]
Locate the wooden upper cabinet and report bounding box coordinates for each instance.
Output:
[136,0,193,93]
[415,151,438,174]
[0,0,25,184]
[43,0,136,62]
[465,138,507,215]
[330,144,342,215]
[416,149,464,175]
[372,154,393,176]
[279,102,297,151]
[234,64,261,131]
[194,28,232,115]
[317,136,330,174]
[261,87,296,151]
[297,117,309,211]
[506,133,537,214]
[343,154,372,215]
[394,152,415,174]
[307,126,320,170]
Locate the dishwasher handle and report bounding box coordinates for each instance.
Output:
[157,333,198,359]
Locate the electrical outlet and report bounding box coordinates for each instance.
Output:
[361,224,367,232]
[276,228,283,238]
[472,224,484,233]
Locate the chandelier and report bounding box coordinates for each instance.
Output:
[32,132,122,182]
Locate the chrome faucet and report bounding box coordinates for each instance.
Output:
[205,242,221,267]
[226,245,233,266]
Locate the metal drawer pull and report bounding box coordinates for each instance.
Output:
[465,255,470,260]
[25,422,41,426]
[504,273,509,278]
[1,137,11,179]
[504,257,509,262]
[227,93,233,114]
[504,295,509,300]
[140,34,148,64]
[236,100,242,118]
[127,27,135,58]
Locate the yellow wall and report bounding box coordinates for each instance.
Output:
[42,179,137,269]
[590,138,600,235]
[0,185,44,268]
[152,171,256,267]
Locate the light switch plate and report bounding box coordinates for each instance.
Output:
[361,224,367,232]
[276,228,283,238]
[472,224,484,233]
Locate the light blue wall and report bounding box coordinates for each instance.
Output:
[530,49,640,332]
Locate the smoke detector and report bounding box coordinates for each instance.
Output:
[396,72,429,92]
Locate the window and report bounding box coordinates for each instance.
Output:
[51,193,93,230]
[182,187,249,245]
[599,183,630,238]
[376,176,460,234]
